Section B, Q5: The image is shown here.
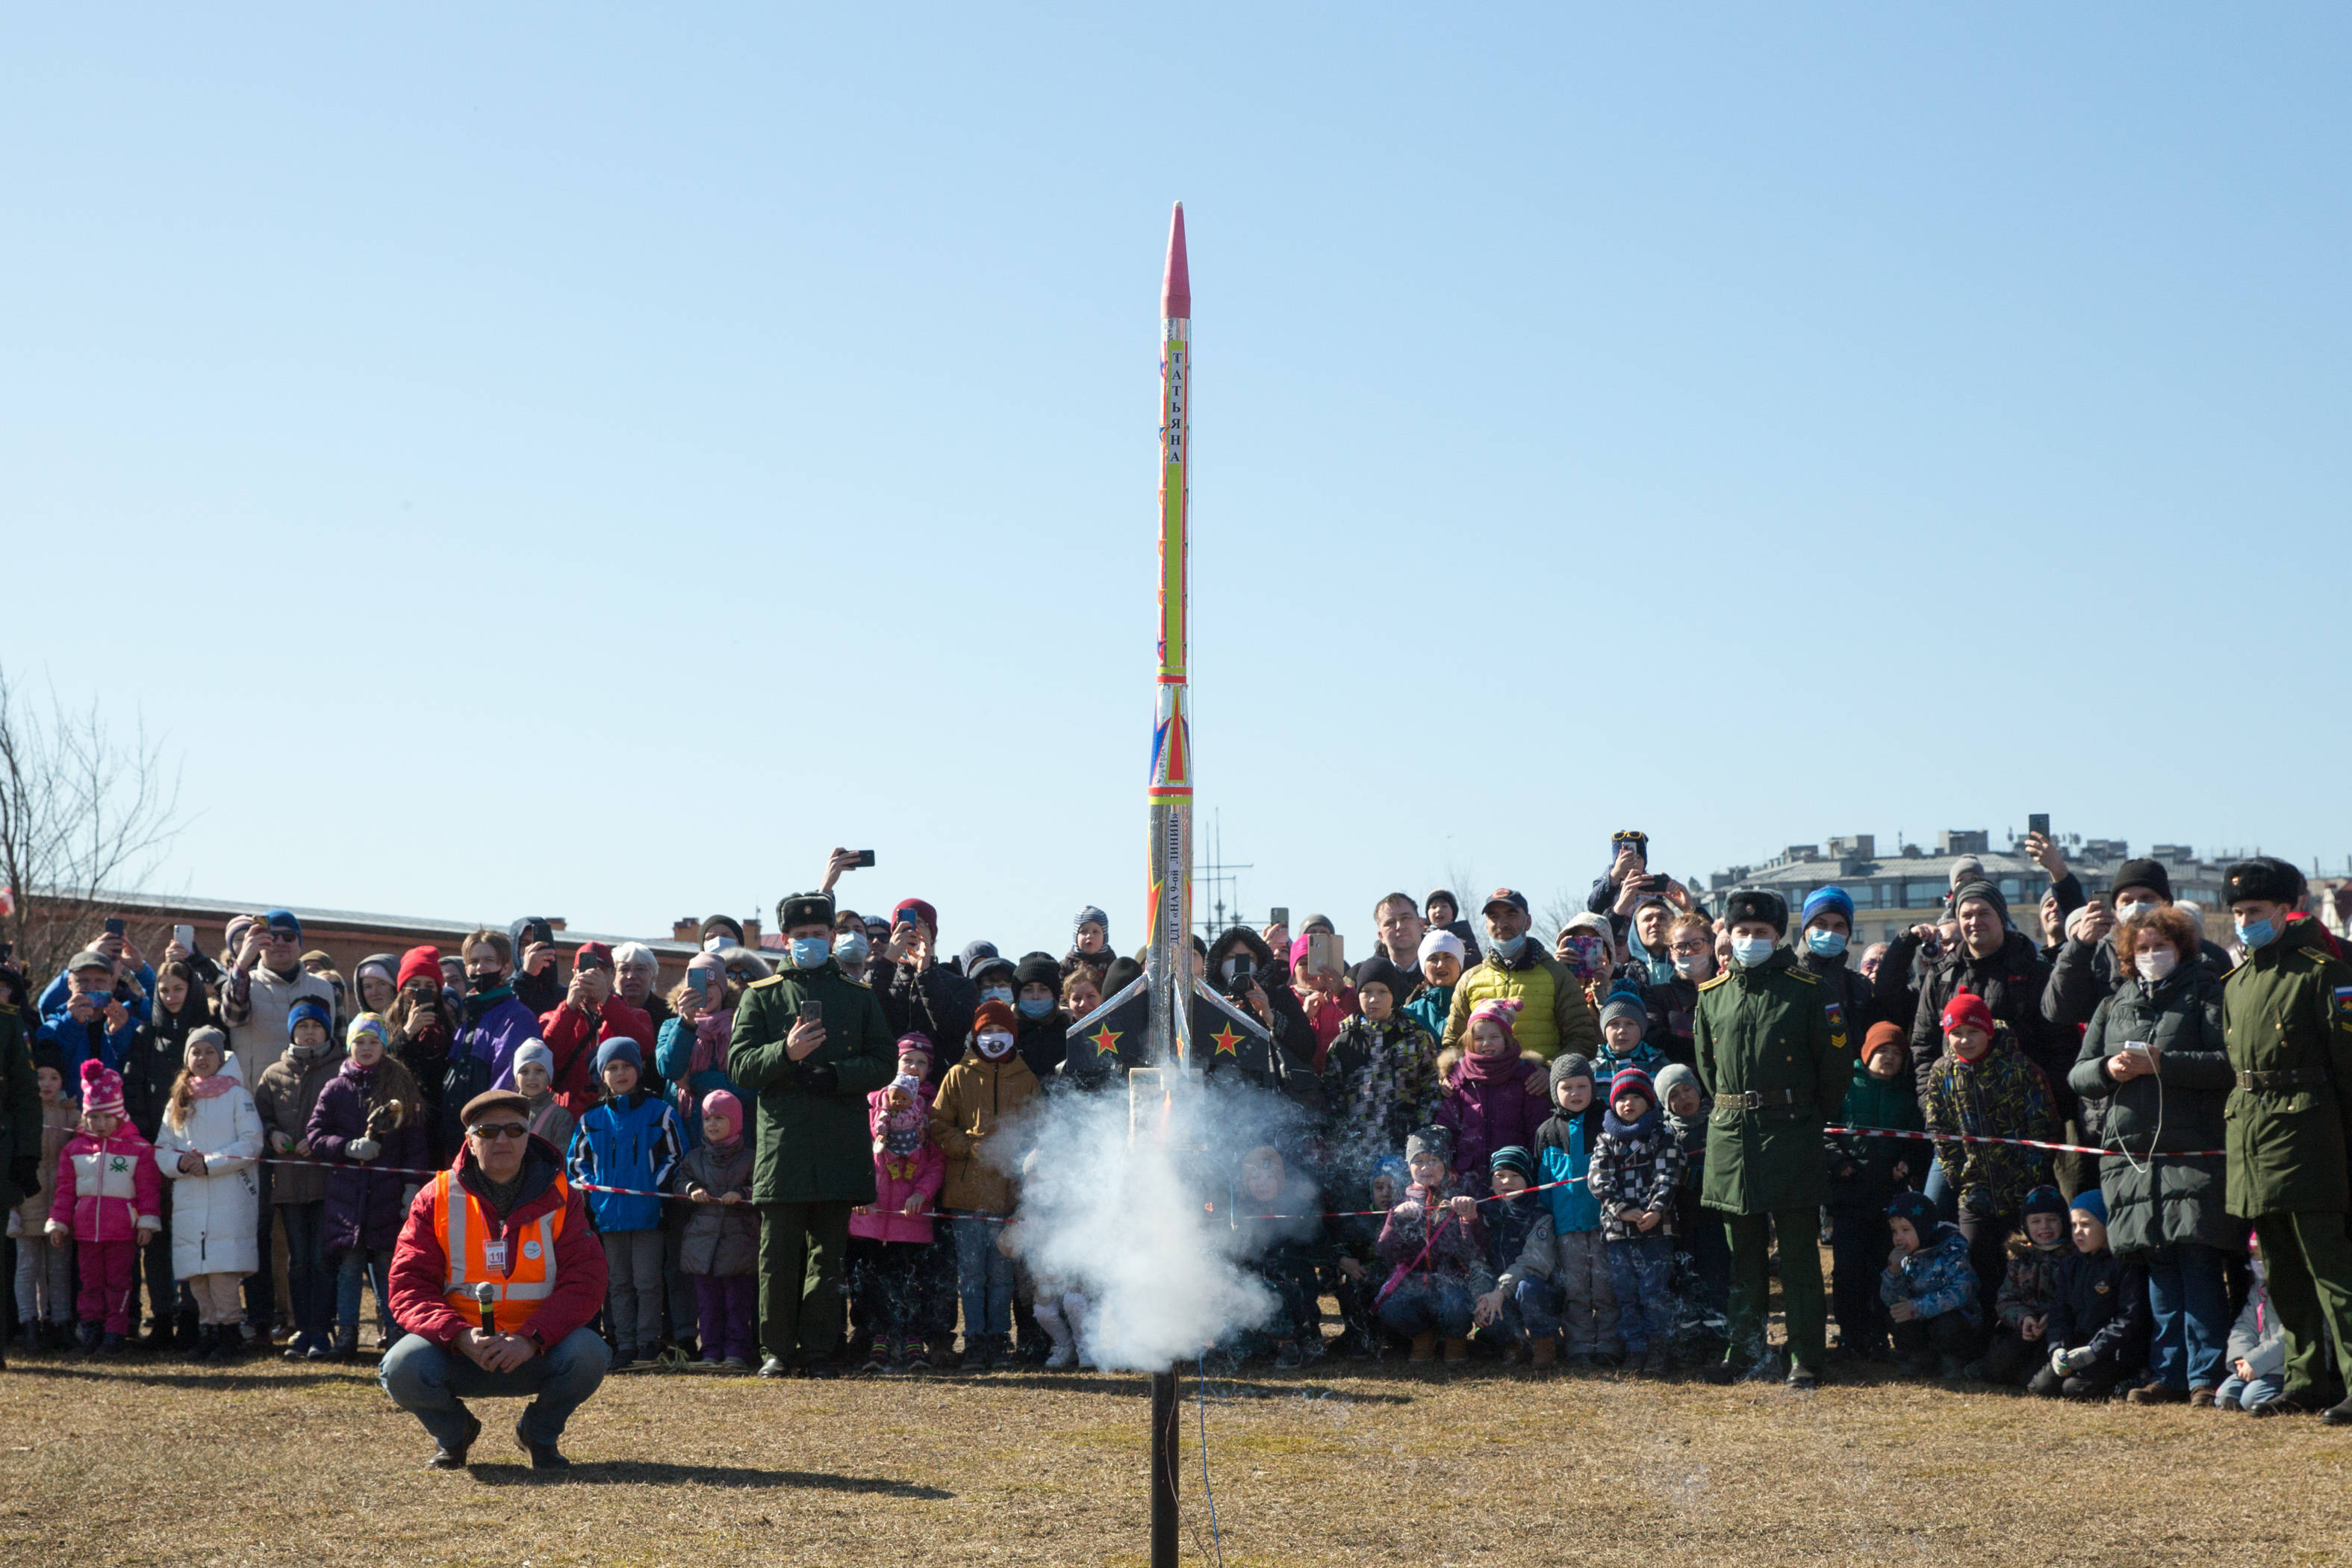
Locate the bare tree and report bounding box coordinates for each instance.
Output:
[0,665,184,990]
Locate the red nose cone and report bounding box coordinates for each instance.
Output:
[1160,202,1189,321]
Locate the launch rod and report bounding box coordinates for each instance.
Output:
[1151,1368,1180,1567]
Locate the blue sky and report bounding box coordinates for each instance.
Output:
[4,7,2345,959]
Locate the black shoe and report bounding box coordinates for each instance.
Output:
[757,1356,791,1378]
[1786,1363,1822,1390]
[1274,1340,1305,1370]
[959,1339,992,1372]
[858,1342,890,1375]
[609,1348,635,1372]
[2324,1396,2352,1427]
[798,1357,839,1380]
[427,1412,483,1470]
[514,1414,569,1469]
[1700,1361,1743,1386]
[96,1332,125,1357]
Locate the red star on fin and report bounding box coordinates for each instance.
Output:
[1090,1024,1124,1059]
[1210,1024,1243,1057]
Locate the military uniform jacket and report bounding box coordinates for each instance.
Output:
[1692,946,1851,1215]
[2220,918,2352,1218]
[0,1004,37,1209]
[729,962,897,1206]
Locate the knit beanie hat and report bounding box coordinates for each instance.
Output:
[1074,905,1110,939]
[80,1060,126,1118]
[287,999,333,1045]
[592,1037,643,1080]
[1489,1145,1534,1180]
[685,951,727,986]
[1885,1189,1938,1240]
[263,908,303,940]
[1404,1125,1455,1167]
[1467,995,1523,1047]
[2112,859,2173,903]
[1802,886,1856,927]
[1598,988,1648,1030]
[512,1039,555,1079]
[1939,991,1996,1041]
[1608,1065,1656,1110]
[1950,879,2009,924]
[1862,1021,1908,1067]
[1549,1052,1594,1092]
[1652,1061,1700,1108]
[2022,1184,2068,1222]
[184,1024,229,1064]
[972,999,1017,1039]
[396,945,442,991]
[2070,1188,2109,1228]
[346,1013,389,1051]
[1417,929,1466,966]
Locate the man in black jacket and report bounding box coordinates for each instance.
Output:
[1904,881,2067,1117]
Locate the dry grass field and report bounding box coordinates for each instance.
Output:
[1,1339,2346,1568]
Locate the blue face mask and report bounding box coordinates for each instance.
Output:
[980,985,1014,1007]
[1017,995,1054,1019]
[1805,928,1849,959]
[1732,936,1778,968]
[2236,917,2278,950]
[833,933,869,965]
[1489,931,1528,960]
[788,936,831,971]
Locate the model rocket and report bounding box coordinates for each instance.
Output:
[1066,203,1270,1080]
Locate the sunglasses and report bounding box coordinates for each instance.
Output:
[466,1123,531,1141]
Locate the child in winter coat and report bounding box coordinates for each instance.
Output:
[1880,1189,1981,1378]
[930,1001,1041,1371]
[1591,989,1670,1086]
[253,998,346,1360]
[1964,1184,2071,1387]
[1401,930,1463,1045]
[654,952,743,1148]
[673,1089,759,1369]
[567,1038,683,1369]
[512,1040,575,1157]
[1534,1054,1620,1364]
[1324,1157,1404,1360]
[1322,976,1438,1181]
[305,1013,429,1359]
[1434,998,1549,1199]
[851,1036,945,1372]
[1471,1145,1558,1366]
[1226,1144,1330,1368]
[1589,1066,1685,1374]
[2218,1232,2287,1412]
[1653,1061,1727,1355]
[1374,1125,1488,1362]
[153,1026,263,1363]
[2030,1189,2149,1401]
[1827,1023,1925,1363]
[46,1061,161,1351]
[10,1051,78,1348]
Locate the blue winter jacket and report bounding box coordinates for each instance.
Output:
[654,1015,744,1152]
[567,1089,683,1233]
[1878,1220,1982,1326]
[1534,1106,1602,1235]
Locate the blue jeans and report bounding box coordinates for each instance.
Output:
[379,1327,612,1449]
[1608,1233,1677,1353]
[951,1214,1013,1339]
[1378,1276,1475,1340]
[2217,1370,2285,1411]
[1498,1277,1561,1343]
[2143,1242,2230,1390]
[333,1248,392,1343]
[279,1201,331,1339]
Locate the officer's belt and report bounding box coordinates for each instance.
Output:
[1726,1089,1811,1111]
[2236,1068,2329,1092]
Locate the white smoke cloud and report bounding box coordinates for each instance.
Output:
[1001,1070,1310,1372]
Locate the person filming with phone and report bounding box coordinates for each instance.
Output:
[732,890,896,1379]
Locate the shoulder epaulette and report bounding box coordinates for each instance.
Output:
[841,974,871,990]
[1698,971,1732,992]
[1783,966,1821,986]
[749,974,785,992]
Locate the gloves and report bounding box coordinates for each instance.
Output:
[8,1157,39,1198]
[1393,1200,1425,1224]
[348,1138,381,1163]
[2050,1345,2091,1376]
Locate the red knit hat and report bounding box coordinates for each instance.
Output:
[396,945,442,991]
[1939,991,1995,1040]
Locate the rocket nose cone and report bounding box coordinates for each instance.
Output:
[1160,201,1189,321]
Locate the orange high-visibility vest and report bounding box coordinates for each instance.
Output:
[435,1169,567,1335]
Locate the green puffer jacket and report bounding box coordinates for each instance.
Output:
[1692,948,1849,1215]
[729,963,897,1205]
[2068,962,2236,1254]
[2220,918,2352,1217]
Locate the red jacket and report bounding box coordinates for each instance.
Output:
[387,1136,607,1349]
[538,996,656,1116]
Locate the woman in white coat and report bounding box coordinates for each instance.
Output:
[154,1024,263,1363]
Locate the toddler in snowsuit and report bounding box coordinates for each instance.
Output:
[1589,1065,1685,1374]
[673,1089,759,1369]
[1880,1189,1981,1378]
[1434,998,1549,1199]
[1534,1054,1620,1363]
[46,1062,161,1351]
[1228,1144,1330,1368]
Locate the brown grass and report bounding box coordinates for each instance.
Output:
[0,1340,2345,1567]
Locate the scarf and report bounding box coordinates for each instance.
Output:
[186,1072,237,1101]
[1457,1044,1520,1083]
[462,983,515,1021]
[689,1008,735,1076]
[1603,1102,1663,1140]
[477,1169,527,1218]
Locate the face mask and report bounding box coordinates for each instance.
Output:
[1489,931,1528,960]
[833,933,869,965]
[980,985,1013,1007]
[975,1030,1016,1061]
[2134,947,2179,983]
[788,936,831,971]
[1017,995,1054,1019]
[2236,918,2278,950]
[1671,952,1714,980]
[1805,928,1849,959]
[1732,936,1777,968]
[2115,900,2159,924]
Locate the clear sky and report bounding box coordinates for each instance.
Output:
[4,7,2346,960]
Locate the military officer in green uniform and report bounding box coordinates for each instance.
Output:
[0,992,37,1369]
[732,891,896,1379]
[1693,888,1852,1387]
[2219,856,2352,1422]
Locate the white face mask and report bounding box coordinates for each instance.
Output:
[2134,947,2179,983]
[975,1030,1017,1061]
[2115,900,2160,924]
[1671,952,1714,980]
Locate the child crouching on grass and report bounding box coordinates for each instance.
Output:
[1375,1126,1487,1363]
[46,1063,161,1354]
[1471,1145,1558,1366]
[1880,1190,1979,1379]
[2029,1189,2147,1401]
[1961,1184,2070,1387]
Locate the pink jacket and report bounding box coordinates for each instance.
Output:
[850,1083,944,1245]
[47,1127,162,1244]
